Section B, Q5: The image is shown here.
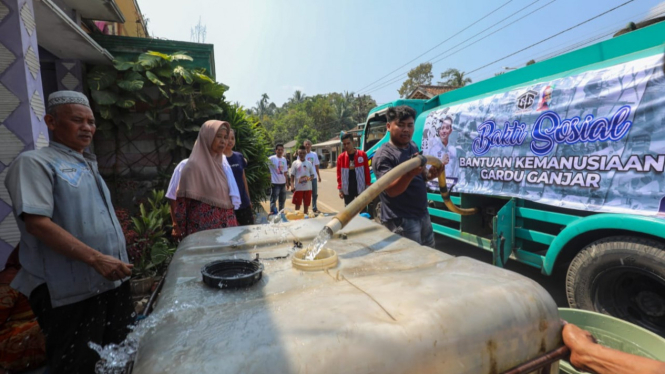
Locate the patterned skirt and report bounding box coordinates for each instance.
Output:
[0,285,46,371]
[174,198,238,238]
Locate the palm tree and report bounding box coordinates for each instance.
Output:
[343,91,355,103]
[290,90,307,104]
[439,68,472,87]
[332,99,353,137]
[253,93,276,117]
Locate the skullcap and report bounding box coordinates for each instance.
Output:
[47,90,90,110]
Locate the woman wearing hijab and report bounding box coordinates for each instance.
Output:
[174,120,238,237]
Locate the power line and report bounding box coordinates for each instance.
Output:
[358,0,552,95]
[366,0,636,96]
[465,0,636,76]
[430,1,556,66]
[362,0,556,95]
[473,5,662,80]
[354,0,516,93]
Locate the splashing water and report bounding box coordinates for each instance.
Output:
[90,300,200,373]
[89,338,138,374]
[304,228,332,260]
[269,209,290,224]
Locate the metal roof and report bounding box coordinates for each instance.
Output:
[34,0,114,65]
[312,139,340,147]
[61,0,125,23]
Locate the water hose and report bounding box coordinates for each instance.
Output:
[324,154,478,235]
[436,163,479,216]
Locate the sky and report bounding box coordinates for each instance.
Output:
[137,0,665,109]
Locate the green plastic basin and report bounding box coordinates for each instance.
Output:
[558,308,665,373]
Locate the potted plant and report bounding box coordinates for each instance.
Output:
[120,190,176,296]
[130,239,174,296]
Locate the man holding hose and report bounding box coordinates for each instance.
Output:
[373,105,445,247]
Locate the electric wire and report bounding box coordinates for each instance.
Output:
[354,0,517,93]
[364,0,637,96]
[464,0,636,76]
[360,0,557,95]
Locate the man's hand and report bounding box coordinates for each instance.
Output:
[318,176,322,183]
[290,186,295,192]
[563,323,598,368]
[88,252,133,281]
[559,323,665,374]
[23,213,134,282]
[427,165,443,181]
[339,191,344,199]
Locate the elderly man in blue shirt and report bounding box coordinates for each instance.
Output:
[4,91,134,374]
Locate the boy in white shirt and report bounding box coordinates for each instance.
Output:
[303,140,321,213]
[290,146,316,214]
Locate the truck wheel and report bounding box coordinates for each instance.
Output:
[566,236,665,336]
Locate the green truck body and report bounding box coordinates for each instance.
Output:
[360,22,665,336]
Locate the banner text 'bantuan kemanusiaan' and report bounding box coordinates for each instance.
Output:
[422,54,665,216]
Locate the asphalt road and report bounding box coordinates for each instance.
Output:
[314,167,569,307]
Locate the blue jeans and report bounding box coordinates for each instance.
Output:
[311,178,318,210]
[270,183,286,213]
[383,215,435,248]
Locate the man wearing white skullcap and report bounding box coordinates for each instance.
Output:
[4,91,134,373]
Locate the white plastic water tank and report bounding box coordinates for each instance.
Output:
[131,216,562,374]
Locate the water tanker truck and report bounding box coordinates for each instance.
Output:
[360,21,665,337]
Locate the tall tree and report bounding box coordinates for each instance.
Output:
[306,96,336,136]
[296,125,319,147]
[253,91,378,144]
[330,94,354,138]
[352,94,377,124]
[253,93,276,117]
[289,90,307,104]
[438,68,472,87]
[398,63,433,98]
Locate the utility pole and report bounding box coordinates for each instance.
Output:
[191,17,207,43]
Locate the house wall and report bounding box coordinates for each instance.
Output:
[0,0,49,267]
[113,0,147,37]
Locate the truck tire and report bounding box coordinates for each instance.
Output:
[566,236,665,336]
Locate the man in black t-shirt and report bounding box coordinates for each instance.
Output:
[373,106,445,247]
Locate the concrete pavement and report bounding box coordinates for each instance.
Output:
[259,167,344,215]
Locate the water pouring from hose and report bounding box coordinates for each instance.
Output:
[299,154,479,263]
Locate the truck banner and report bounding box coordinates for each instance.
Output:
[422,54,665,215]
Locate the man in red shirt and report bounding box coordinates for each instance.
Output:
[337,133,371,206]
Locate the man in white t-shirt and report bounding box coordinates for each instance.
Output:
[165,157,240,238]
[423,116,458,190]
[290,146,316,214]
[268,144,290,214]
[303,140,322,213]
